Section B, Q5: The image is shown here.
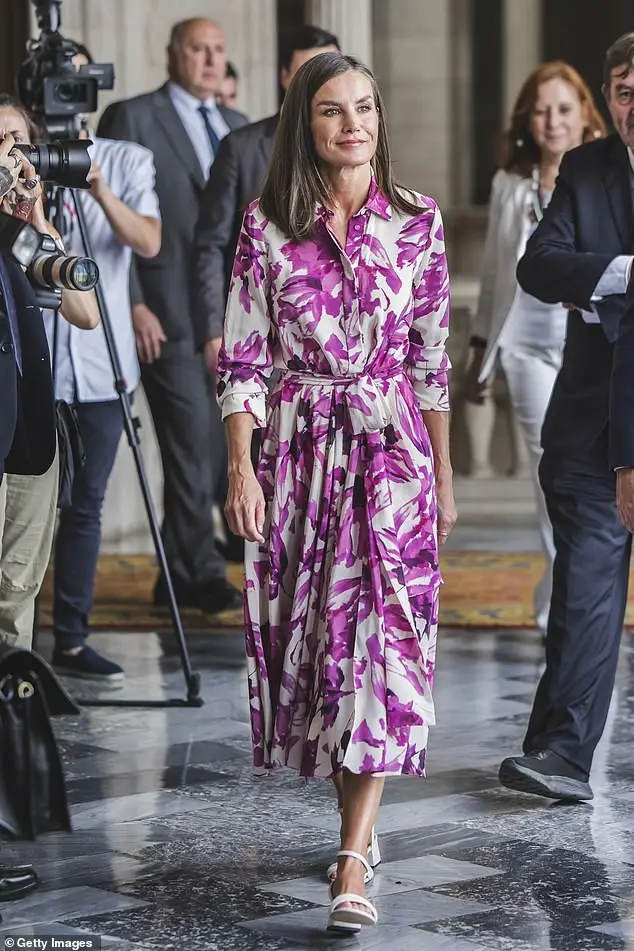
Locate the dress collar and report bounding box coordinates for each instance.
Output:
[317,172,392,223]
[628,147,634,173]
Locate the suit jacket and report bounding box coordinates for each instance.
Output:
[97,84,248,343]
[473,169,540,381]
[516,135,634,467]
[193,113,278,344]
[1,254,56,479]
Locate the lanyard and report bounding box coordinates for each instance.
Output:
[530,166,545,223]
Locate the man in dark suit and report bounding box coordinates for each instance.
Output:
[97,18,248,613]
[499,33,634,802]
[192,24,340,371]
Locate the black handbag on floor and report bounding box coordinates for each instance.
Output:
[55,399,86,509]
[0,644,79,840]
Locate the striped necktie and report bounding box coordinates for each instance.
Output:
[0,256,21,374]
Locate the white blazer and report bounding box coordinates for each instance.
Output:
[472,169,536,381]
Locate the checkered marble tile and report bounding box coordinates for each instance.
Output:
[5,626,631,951]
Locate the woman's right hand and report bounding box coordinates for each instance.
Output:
[0,134,21,200]
[463,347,488,405]
[225,466,266,543]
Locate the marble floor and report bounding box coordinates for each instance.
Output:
[1,618,633,951]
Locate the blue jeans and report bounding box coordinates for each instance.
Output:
[53,399,123,651]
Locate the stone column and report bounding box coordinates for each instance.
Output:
[502,0,542,123]
[373,0,452,207]
[307,0,373,66]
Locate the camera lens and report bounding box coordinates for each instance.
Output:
[28,251,99,291]
[69,258,99,291]
[55,83,79,103]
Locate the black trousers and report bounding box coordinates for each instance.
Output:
[141,340,226,588]
[524,434,631,773]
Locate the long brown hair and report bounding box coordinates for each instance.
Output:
[260,52,421,241]
[502,60,606,177]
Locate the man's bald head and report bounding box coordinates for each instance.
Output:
[167,18,227,101]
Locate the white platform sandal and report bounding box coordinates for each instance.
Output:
[327,850,379,932]
[326,819,381,884]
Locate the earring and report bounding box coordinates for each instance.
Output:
[593,129,601,139]
[516,137,524,147]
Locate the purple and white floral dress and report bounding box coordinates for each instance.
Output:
[217,179,450,780]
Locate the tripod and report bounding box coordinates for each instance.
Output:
[47,185,203,709]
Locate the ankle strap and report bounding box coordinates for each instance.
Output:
[336,849,372,875]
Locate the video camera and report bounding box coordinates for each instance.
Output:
[17,0,115,188]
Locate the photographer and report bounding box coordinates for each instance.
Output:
[0,104,60,909]
[42,44,161,685]
[0,95,98,650]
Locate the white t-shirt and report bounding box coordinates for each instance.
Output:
[44,135,160,402]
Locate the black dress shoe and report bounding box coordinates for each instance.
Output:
[196,577,243,614]
[217,534,245,564]
[154,575,242,614]
[499,749,593,801]
[0,865,38,900]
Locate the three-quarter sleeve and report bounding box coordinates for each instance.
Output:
[216,204,273,428]
[406,201,451,412]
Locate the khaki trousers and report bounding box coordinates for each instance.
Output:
[0,452,58,649]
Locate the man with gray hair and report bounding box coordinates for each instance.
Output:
[98,19,248,614]
[499,33,634,802]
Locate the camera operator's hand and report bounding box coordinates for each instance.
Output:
[132,303,167,363]
[0,134,22,201]
[86,162,109,202]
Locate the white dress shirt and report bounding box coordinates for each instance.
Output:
[45,136,161,403]
[583,146,634,323]
[167,81,230,178]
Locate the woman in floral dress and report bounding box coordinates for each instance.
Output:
[218,51,456,932]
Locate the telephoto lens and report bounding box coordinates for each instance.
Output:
[28,249,99,291]
[13,139,92,189]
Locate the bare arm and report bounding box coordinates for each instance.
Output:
[224,412,265,543]
[88,164,161,258]
[423,409,456,545]
[59,288,100,329]
[423,409,452,475]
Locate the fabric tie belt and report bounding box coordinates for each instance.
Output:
[281,369,401,435]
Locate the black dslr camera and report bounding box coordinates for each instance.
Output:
[17,0,115,188]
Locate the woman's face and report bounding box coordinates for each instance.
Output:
[310,70,379,170]
[0,107,30,146]
[529,78,586,162]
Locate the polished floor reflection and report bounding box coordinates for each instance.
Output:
[1,620,633,950]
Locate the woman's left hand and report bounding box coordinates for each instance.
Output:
[436,468,457,546]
